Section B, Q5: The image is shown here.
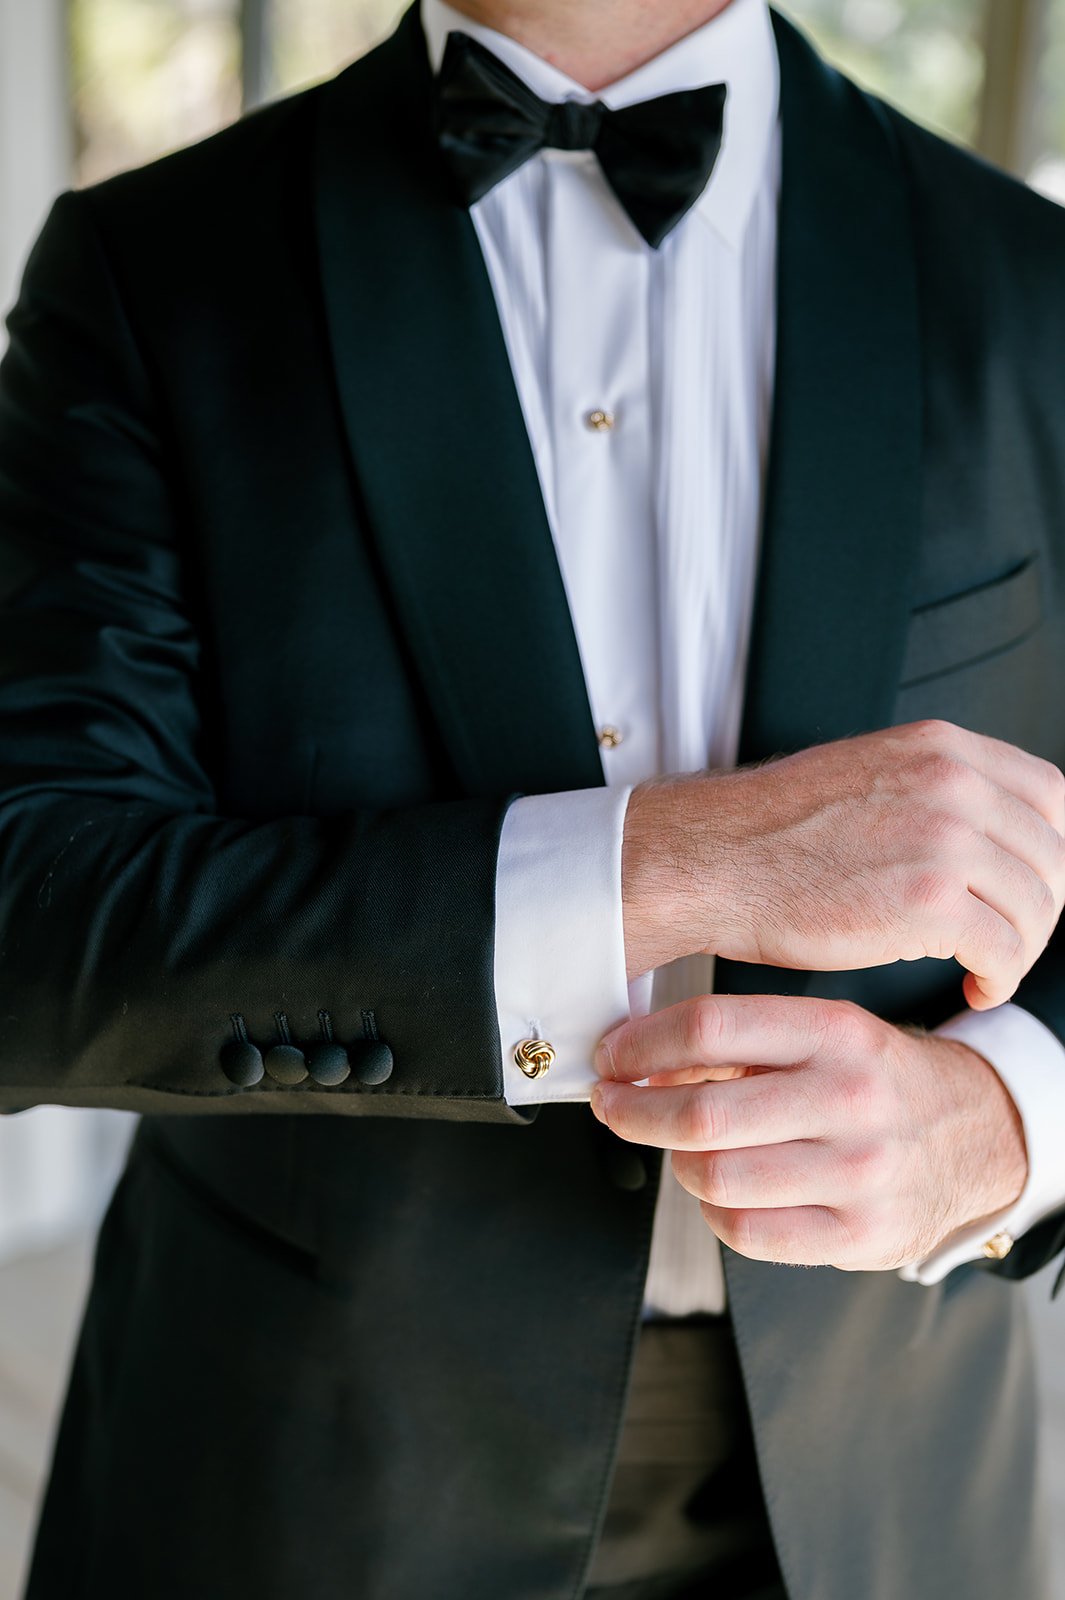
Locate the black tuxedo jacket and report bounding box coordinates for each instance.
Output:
[4,9,1065,1598]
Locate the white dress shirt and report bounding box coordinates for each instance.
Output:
[421,0,1065,1311]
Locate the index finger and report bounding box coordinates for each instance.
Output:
[591,1073,821,1152]
[596,994,835,1085]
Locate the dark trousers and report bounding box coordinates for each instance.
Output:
[584,1320,787,1600]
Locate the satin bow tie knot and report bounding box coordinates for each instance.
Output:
[543,99,605,151]
[433,32,728,250]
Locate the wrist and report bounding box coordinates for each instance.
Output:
[621,778,705,978]
[934,1036,1028,1225]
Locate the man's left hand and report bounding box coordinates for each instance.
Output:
[591,994,1028,1270]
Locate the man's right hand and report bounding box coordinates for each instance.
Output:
[621,720,1065,1009]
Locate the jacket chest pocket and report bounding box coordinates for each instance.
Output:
[893,557,1047,745]
[899,557,1041,687]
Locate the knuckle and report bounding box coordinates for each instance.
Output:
[846,1138,894,1195]
[689,995,728,1059]
[716,1207,754,1255]
[833,1065,884,1129]
[689,1092,726,1149]
[768,1216,814,1266]
[908,866,963,923]
[926,809,977,858]
[814,997,863,1050]
[1031,874,1056,930]
[699,1154,730,1206]
[814,1001,883,1079]
[905,720,965,772]
[837,1205,868,1247]
[910,718,958,746]
[1042,825,1061,876]
[837,1208,877,1262]
[615,1029,646,1081]
[826,998,876,1051]
[993,919,1025,969]
[915,753,974,809]
[1041,758,1065,806]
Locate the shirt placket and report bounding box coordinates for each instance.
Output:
[543,149,660,788]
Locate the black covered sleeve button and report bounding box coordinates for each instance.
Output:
[263,1044,308,1085]
[220,1040,264,1088]
[353,1041,394,1086]
[306,1043,351,1087]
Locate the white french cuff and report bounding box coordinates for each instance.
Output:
[899,1001,1065,1286]
[495,786,634,1105]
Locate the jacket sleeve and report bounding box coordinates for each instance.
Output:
[0,189,529,1124]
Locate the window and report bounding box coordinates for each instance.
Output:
[70,0,406,186]
[269,0,405,101]
[1031,0,1065,198]
[71,0,242,187]
[778,0,984,144]
[69,0,1065,200]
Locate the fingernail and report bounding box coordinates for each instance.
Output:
[590,1083,608,1122]
[595,1030,620,1080]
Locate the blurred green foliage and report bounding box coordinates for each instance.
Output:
[70,0,241,184]
[270,0,404,94]
[69,0,409,183]
[778,0,984,142]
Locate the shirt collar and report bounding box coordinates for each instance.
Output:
[421,0,779,250]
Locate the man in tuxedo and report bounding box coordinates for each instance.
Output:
[4,0,1065,1595]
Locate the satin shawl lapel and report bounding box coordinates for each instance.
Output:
[314,6,602,799]
[739,16,923,762]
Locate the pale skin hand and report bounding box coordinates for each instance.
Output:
[592,993,1029,1269]
[622,720,1065,1011]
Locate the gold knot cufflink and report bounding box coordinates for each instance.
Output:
[981,1231,1014,1261]
[514,1038,555,1080]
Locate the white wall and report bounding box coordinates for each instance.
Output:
[0,0,136,1261]
[0,1108,134,1261]
[0,0,70,329]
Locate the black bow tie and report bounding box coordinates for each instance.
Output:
[433,32,728,250]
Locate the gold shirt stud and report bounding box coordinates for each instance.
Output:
[586,409,616,433]
[597,725,623,750]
